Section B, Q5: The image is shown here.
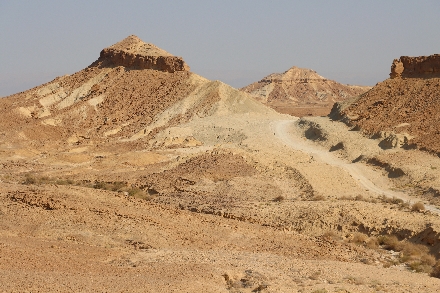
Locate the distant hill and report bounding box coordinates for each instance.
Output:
[241,66,370,117]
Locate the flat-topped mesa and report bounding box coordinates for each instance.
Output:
[390,54,440,79]
[263,66,328,83]
[99,35,190,73]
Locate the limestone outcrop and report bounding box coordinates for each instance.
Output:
[390,54,440,78]
[99,35,190,72]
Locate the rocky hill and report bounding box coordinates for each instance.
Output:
[0,35,274,151]
[241,66,370,117]
[333,54,440,155]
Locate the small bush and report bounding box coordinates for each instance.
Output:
[311,194,325,201]
[355,194,364,201]
[350,233,368,245]
[378,235,403,251]
[411,202,425,212]
[409,261,433,274]
[127,188,149,200]
[431,261,440,278]
[23,174,37,185]
[323,231,341,241]
[309,271,321,280]
[340,195,352,201]
[272,195,285,202]
[366,237,379,249]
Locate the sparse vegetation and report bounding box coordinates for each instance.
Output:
[378,235,437,274]
[411,201,425,212]
[322,230,341,241]
[431,261,440,278]
[350,232,368,245]
[365,237,379,249]
[19,173,150,200]
[309,271,321,280]
[310,194,325,201]
[272,195,285,202]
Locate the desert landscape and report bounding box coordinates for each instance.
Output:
[2,35,440,292]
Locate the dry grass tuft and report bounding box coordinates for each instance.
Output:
[411,201,425,212]
[323,231,341,241]
[350,233,368,245]
[310,194,325,201]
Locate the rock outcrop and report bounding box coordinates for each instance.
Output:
[333,54,440,154]
[390,54,440,79]
[98,35,190,72]
[241,66,370,117]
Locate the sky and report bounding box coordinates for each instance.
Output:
[1,0,439,97]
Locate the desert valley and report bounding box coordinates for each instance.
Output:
[2,35,440,292]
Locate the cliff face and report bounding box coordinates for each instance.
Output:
[98,35,190,73]
[390,54,440,78]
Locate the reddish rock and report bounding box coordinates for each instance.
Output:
[99,35,190,72]
[390,54,440,79]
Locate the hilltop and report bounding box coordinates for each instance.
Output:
[241,66,370,117]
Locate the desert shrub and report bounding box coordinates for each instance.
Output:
[272,195,285,202]
[323,231,341,241]
[355,194,364,201]
[127,187,149,200]
[411,201,425,212]
[311,194,325,201]
[350,233,368,245]
[23,174,37,185]
[340,195,352,201]
[400,200,411,209]
[431,261,440,278]
[55,179,74,185]
[408,261,434,274]
[309,271,321,280]
[366,237,379,249]
[110,181,126,191]
[93,181,110,190]
[378,235,403,251]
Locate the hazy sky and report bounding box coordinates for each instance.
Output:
[1,0,439,96]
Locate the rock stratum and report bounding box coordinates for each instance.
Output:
[241,66,371,117]
[333,54,440,154]
[390,54,440,79]
[99,35,190,72]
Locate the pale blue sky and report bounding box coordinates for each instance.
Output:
[1,0,439,96]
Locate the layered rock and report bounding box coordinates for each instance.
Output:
[241,66,370,117]
[99,35,190,72]
[390,54,440,79]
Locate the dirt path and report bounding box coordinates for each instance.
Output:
[273,119,440,214]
